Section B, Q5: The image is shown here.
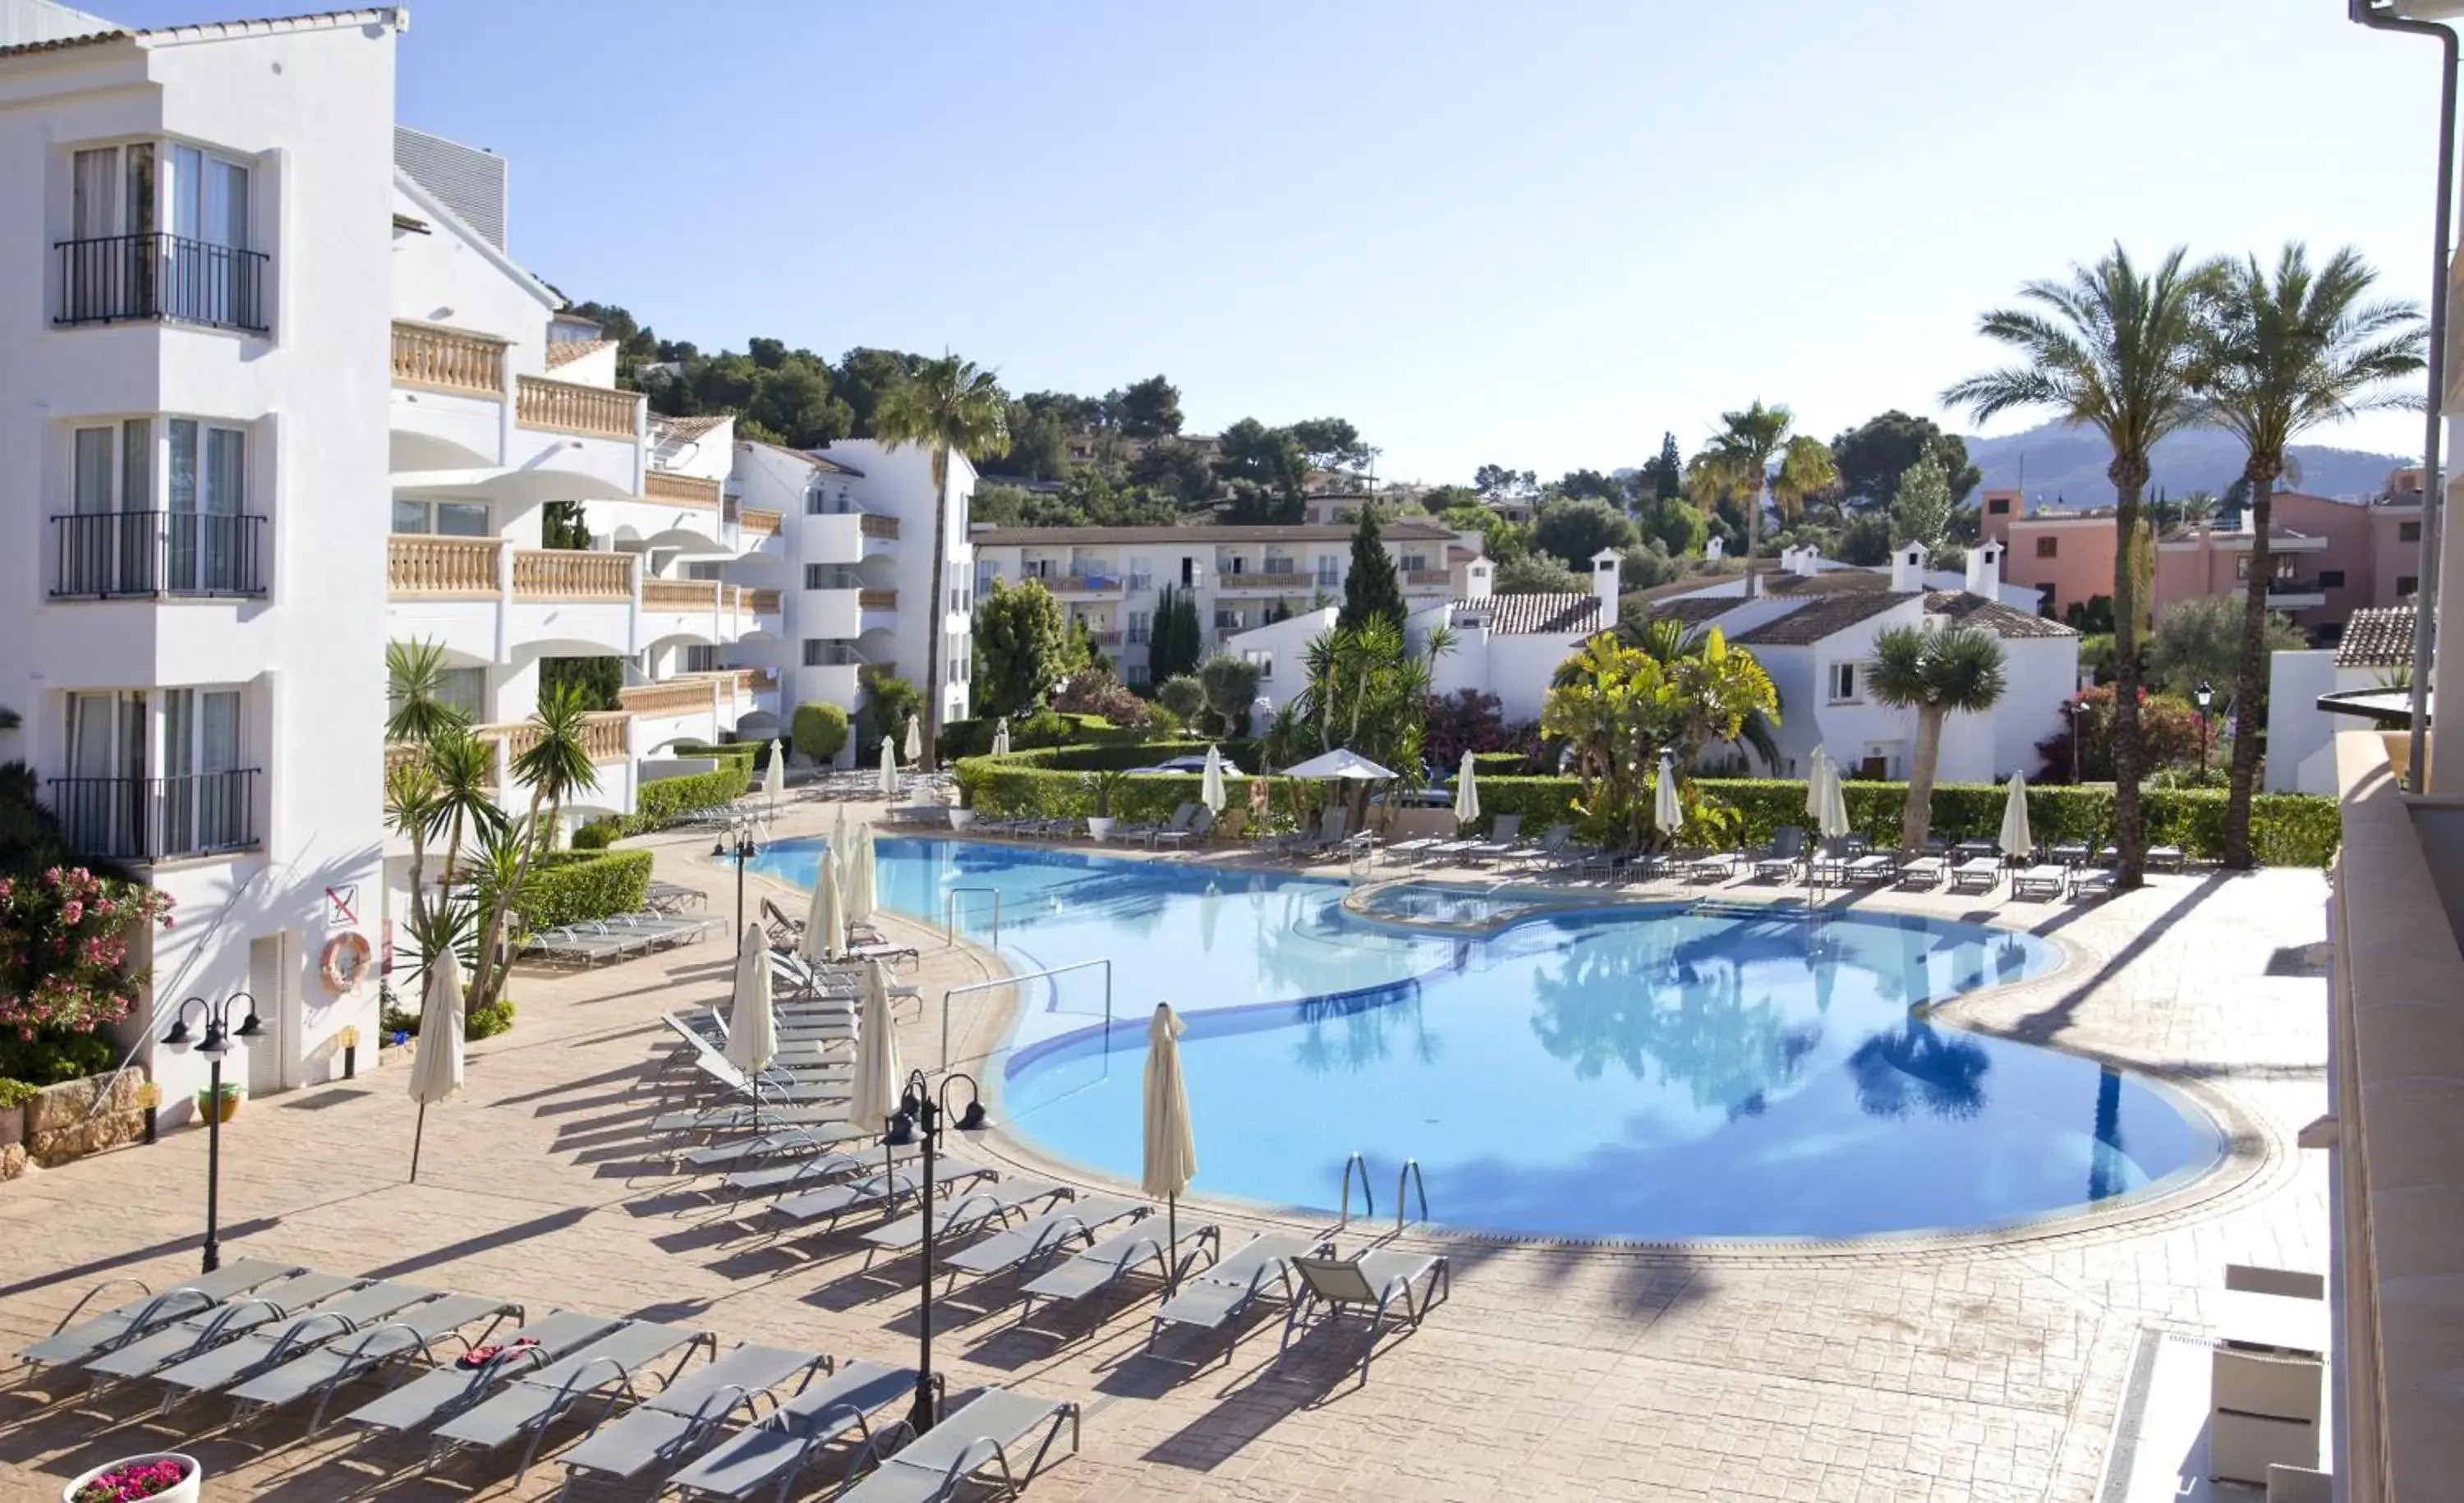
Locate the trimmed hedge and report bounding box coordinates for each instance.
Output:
[509,849,654,932]
[942,710,1155,761]
[625,764,749,834]
[951,761,2342,867]
[670,742,761,778]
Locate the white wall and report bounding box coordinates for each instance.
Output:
[2267,649,2349,795]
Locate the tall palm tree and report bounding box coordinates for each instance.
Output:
[1771,434,1839,525]
[2198,244,2423,866]
[1944,245,2222,886]
[1864,623,2008,852]
[466,683,600,1013]
[1687,400,1795,562]
[872,356,1009,768]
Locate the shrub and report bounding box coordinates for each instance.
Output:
[466,999,516,1041]
[791,701,851,763]
[0,1078,39,1108]
[669,741,759,779]
[858,673,923,757]
[1156,676,1205,728]
[1141,702,1183,742]
[0,1027,117,1086]
[940,718,993,760]
[0,865,173,1041]
[1424,689,1512,768]
[624,765,748,834]
[568,818,620,852]
[1053,669,1145,724]
[505,849,654,933]
[2035,685,2209,784]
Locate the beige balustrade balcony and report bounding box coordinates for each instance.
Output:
[643,469,720,508]
[479,711,632,765]
[515,375,641,439]
[618,680,717,716]
[736,506,780,537]
[513,549,632,600]
[747,588,782,614]
[1404,568,1452,587]
[857,588,899,610]
[740,667,778,692]
[641,577,722,610]
[391,320,505,397]
[858,513,900,540]
[387,536,502,597]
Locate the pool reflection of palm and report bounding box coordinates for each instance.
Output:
[1846,1018,1993,1120]
[1528,938,1820,1113]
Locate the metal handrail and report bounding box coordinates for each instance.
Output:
[939,958,1112,1068]
[1397,1158,1428,1233]
[944,887,1002,949]
[1337,1151,1373,1231]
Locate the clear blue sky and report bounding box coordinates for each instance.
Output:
[108,0,2452,482]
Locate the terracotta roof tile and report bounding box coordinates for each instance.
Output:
[1642,596,1743,627]
[2338,605,2417,669]
[1453,592,1602,636]
[1924,592,2078,639]
[545,338,617,370]
[1728,593,1913,646]
[651,413,732,442]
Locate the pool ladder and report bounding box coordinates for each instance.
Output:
[1337,1152,1431,1236]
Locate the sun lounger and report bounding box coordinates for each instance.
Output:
[140,1280,447,1408]
[2072,866,2121,898]
[648,880,707,912]
[1280,1250,1451,1381]
[1119,803,1193,848]
[340,1308,619,1439]
[1381,831,1450,862]
[937,1195,1147,1285]
[18,1257,305,1373]
[1464,814,1524,865]
[1749,826,1806,881]
[680,1120,867,1171]
[226,1292,518,1430]
[1156,806,1214,849]
[770,1157,996,1234]
[1949,857,2002,894]
[1019,1220,1221,1326]
[2010,865,2068,899]
[666,1359,918,1502]
[556,1343,829,1492]
[1673,848,1735,885]
[429,1319,717,1478]
[1897,855,1947,889]
[2148,843,2187,872]
[652,1101,857,1138]
[862,1180,1073,1258]
[720,1145,916,1210]
[835,1386,1080,1503]
[1147,1233,1330,1363]
[1841,853,1898,884]
[76,1271,366,1389]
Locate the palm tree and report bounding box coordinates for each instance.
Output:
[1944,245,2222,886]
[1687,401,1795,562]
[466,682,600,1012]
[1576,614,1783,768]
[1771,434,1839,525]
[871,356,1009,768]
[1864,624,2008,852]
[2198,244,2423,866]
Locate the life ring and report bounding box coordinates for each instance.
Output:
[320,933,372,992]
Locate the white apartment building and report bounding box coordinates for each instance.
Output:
[968,519,1473,686]
[727,437,973,751]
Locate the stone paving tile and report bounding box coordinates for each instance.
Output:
[0,811,2329,1501]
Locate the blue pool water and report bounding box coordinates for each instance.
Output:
[752,836,2225,1240]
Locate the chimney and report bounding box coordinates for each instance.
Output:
[1464,557,1494,602]
[1590,549,1621,624]
[1705,535,1726,563]
[1965,540,2004,596]
[1889,540,1929,593]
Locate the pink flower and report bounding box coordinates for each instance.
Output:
[60,901,82,926]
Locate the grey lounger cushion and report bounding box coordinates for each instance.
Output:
[668,1359,916,1501]
[940,1196,1146,1276]
[863,1181,1070,1252]
[1151,1234,1322,1333]
[225,1293,513,1411]
[724,1146,911,1197]
[431,1321,709,1452]
[1022,1220,1210,1307]
[81,1271,365,1380]
[19,1257,304,1368]
[341,1308,619,1433]
[149,1281,443,1396]
[2012,865,2067,897]
[771,1157,991,1227]
[837,1388,1079,1503]
[682,1123,866,1170]
[558,1343,824,1482]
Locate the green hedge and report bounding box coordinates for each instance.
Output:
[949,763,2342,866]
[624,765,749,834]
[509,849,654,932]
[670,742,761,778]
[942,710,1156,760]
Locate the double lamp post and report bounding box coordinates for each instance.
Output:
[160,992,262,1275]
[880,1067,986,1437]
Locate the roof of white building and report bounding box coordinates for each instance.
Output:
[737,440,864,478]
[1923,592,2077,639]
[2338,605,2417,669]
[1722,590,2077,648]
[545,338,618,370]
[653,414,733,443]
[968,520,1458,547]
[1727,593,1910,646]
[0,5,404,59]
[1455,592,1602,636]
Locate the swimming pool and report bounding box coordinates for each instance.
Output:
[752,836,2226,1241]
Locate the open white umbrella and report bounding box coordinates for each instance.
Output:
[407,949,466,1183]
[879,738,899,797]
[1453,750,1480,829]
[1282,748,1397,781]
[848,822,879,926]
[903,715,922,763]
[1200,744,1228,816]
[991,718,1012,757]
[1653,752,1685,839]
[1997,771,2034,861]
[802,853,845,965]
[1142,1003,1198,1292]
[849,959,903,1143]
[763,738,784,807]
[724,922,777,1126]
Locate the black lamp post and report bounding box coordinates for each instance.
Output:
[711,815,757,936]
[162,992,262,1274]
[881,1069,987,1437]
[2195,680,2214,774]
[2063,699,2085,785]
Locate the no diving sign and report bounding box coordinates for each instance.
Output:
[324,885,360,926]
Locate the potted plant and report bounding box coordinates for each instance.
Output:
[193,1082,243,1125]
[64,1451,199,1503]
[1082,769,1131,841]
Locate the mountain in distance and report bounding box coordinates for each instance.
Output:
[1960,420,2411,507]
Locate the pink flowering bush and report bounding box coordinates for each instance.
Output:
[0,866,172,1041]
[72,1455,191,1501]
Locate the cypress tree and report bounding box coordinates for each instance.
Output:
[1338,507,1406,631]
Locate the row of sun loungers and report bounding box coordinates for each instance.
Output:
[517,908,724,967]
[20,1258,1083,1501]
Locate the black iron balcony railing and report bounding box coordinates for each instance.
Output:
[50,512,268,598]
[48,770,260,862]
[54,233,269,333]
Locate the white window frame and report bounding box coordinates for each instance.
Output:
[1830,661,1860,704]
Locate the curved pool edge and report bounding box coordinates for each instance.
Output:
[921,864,2271,1260]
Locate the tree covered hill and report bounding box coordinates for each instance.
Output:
[1962,418,2411,507]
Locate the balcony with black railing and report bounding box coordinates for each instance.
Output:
[50,512,267,598]
[54,233,269,333]
[48,770,260,862]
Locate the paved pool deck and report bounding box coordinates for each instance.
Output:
[0,799,2330,1501]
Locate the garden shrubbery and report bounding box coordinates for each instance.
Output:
[504,849,654,932]
[624,765,748,834]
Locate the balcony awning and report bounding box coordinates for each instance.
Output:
[2316,687,2428,726]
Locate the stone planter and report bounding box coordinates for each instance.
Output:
[1085,816,1115,841]
[25,1069,148,1167]
[194,1088,243,1125]
[60,1450,200,1503]
[947,808,975,831]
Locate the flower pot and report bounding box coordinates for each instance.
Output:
[947,809,976,831]
[2379,729,2415,791]
[1085,816,1115,841]
[63,1451,199,1503]
[193,1091,241,1125]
